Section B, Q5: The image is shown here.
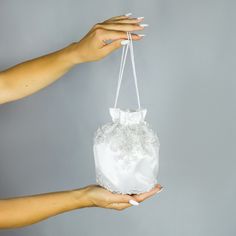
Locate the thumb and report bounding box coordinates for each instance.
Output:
[102,39,123,55]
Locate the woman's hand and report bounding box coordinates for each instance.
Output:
[0,14,147,104]
[81,184,163,211]
[71,14,147,63]
[0,184,163,229]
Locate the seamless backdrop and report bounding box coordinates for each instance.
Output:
[0,0,235,236]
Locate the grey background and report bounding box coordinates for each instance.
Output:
[0,0,235,235]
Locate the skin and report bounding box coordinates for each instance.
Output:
[0,185,163,229]
[0,15,145,104]
[0,15,163,229]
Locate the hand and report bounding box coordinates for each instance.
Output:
[72,14,147,63]
[83,184,163,211]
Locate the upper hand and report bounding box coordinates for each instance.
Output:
[72,14,147,63]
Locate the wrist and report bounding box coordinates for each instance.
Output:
[70,186,94,209]
[62,42,84,65]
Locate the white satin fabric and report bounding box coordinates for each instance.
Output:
[93,108,160,194]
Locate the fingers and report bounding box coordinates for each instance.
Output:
[100,32,142,54]
[103,13,132,22]
[101,35,142,55]
[98,14,147,32]
[108,192,139,208]
[108,194,136,210]
[105,17,144,24]
[133,184,163,203]
[110,202,132,211]
[111,192,138,204]
[108,17,144,24]
[77,14,147,63]
[92,14,148,50]
[101,39,123,54]
[105,184,163,211]
[94,23,144,32]
[108,184,163,210]
[101,30,142,42]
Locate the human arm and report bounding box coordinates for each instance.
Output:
[0,14,146,104]
[0,184,162,229]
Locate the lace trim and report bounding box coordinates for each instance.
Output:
[94,122,160,159]
[96,169,158,194]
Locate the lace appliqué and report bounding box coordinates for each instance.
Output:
[94,122,159,160]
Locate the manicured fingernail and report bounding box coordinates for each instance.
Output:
[138,34,146,37]
[121,40,130,45]
[137,17,144,20]
[140,24,149,27]
[157,186,164,193]
[125,13,132,17]
[129,200,140,206]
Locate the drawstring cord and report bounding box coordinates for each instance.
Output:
[114,32,141,110]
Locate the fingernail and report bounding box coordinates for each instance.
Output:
[138,34,146,37]
[157,186,164,193]
[121,40,130,46]
[129,199,139,206]
[125,13,132,17]
[137,17,144,20]
[140,24,149,27]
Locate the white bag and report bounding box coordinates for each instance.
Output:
[93,33,160,194]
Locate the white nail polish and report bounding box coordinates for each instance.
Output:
[158,187,164,193]
[140,24,149,27]
[137,17,144,20]
[129,200,139,206]
[121,40,129,46]
[138,34,146,37]
[125,13,132,17]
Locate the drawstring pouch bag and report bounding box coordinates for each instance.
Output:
[93,32,160,194]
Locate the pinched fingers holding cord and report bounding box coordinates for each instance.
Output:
[73,14,148,63]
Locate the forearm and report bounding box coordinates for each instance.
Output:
[0,15,146,104]
[0,188,90,229]
[0,43,80,104]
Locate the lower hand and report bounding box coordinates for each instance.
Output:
[82,184,163,211]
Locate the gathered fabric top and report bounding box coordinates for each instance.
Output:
[109,108,147,125]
